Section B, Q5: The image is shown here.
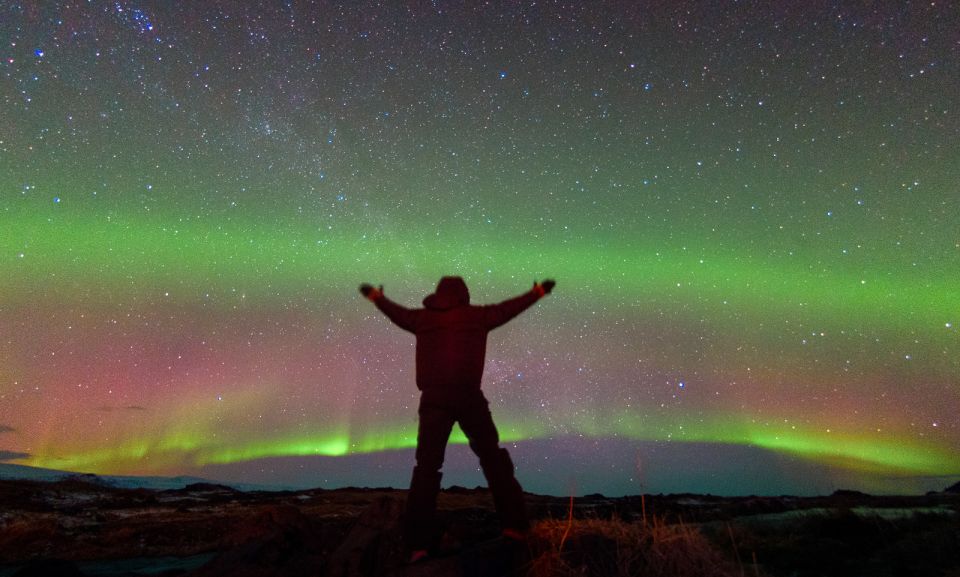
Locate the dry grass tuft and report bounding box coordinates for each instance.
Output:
[526,513,745,577]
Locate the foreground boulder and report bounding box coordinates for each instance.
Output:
[326,495,528,577]
[189,505,326,577]
[11,558,86,577]
[326,495,406,577]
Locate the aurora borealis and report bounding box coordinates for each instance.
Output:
[1,1,958,496]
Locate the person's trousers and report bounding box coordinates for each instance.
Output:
[404,390,528,550]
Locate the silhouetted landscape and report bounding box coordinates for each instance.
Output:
[1,472,957,577]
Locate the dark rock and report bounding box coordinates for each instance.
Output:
[62,474,104,485]
[456,536,531,577]
[325,496,531,577]
[393,556,461,577]
[182,483,238,493]
[0,518,61,562]
[831,489,871,498]
[944,481,960,494]
[188,505,326,577]
[11,558,86,577]
[379,535,529,577]
[326,495,406,577]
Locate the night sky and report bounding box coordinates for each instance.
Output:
[2,1,958,496]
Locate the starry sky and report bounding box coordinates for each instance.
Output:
[1,1,958,496]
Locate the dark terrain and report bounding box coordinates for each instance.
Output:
[0,476,957,577]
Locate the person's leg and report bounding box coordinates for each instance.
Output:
[457,393,529,533]
[405,400,455,551]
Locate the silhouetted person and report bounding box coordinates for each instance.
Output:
[359,276,555,560]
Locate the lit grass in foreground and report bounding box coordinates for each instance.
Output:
[527,510,751,577]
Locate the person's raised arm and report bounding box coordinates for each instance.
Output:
[483,279,555,330]
[359,283,420,333]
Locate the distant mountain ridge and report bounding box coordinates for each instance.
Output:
[0,462,237,491]
[5,438,958,497]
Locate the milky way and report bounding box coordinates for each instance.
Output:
[1,1,958,495]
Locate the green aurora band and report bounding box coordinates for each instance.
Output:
[3,1,959,494]
[3,205,959,481]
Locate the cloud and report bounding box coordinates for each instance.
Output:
[0,425,14,434]
[0,450,30,461]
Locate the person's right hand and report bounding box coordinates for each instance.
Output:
[541,279,556,294]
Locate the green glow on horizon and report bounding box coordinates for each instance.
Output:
[21,410,958,478]
[5,205,958,484]
[573,410,958,475]
[745,431,949,475]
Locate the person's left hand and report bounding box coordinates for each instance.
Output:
[359,283,383,300]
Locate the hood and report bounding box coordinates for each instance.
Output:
[423,276,470,310]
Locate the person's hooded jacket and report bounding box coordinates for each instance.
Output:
[371,276,542,394]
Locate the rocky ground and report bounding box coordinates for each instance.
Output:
[0,477,957,577]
